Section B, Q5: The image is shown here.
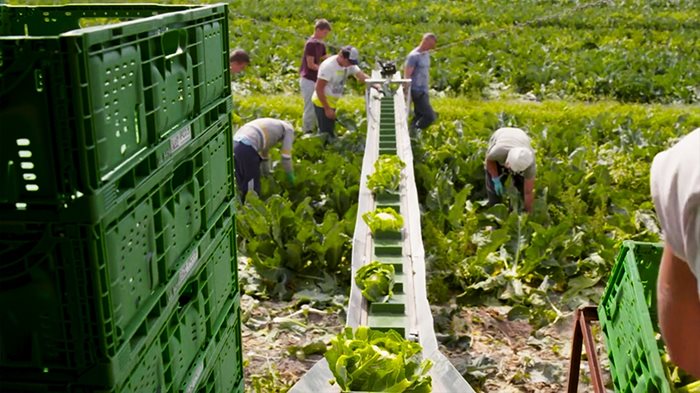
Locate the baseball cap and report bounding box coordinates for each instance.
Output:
[342,45,359,65]
[506,147,534,173]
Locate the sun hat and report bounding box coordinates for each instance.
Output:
[506,147,534,173]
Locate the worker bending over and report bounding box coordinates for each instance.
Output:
[233,118,295,201]
[484,127,536,213]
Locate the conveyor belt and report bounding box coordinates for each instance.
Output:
[290,70,474,393]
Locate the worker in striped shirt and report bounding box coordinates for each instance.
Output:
[233,118,295,201]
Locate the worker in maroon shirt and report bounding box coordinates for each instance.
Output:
[299,19,331,133]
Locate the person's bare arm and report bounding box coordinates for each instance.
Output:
[404,65,414,92]
[404,65,415,79]
[305,55,319,71]
[523,177,535,213]
[485,160,499,179]
[355,71,369,83]
[355,71,380,91]
[315,79,335,120]
[657,241,700,378]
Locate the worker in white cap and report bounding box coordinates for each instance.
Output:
[484,127,536,213]
[652,128,700,378]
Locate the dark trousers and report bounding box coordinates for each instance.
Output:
[314,105,336,138]
[485,164,524,206]
[410,90,436,130]
[234,142,261,202]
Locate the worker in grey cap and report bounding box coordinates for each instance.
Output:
[312,45,372,138]
[233,118,295,202]
[484,127,536,213]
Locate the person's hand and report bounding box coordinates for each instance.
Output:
[492,176,504,196]
[324,106,336,120]
[370,83,385,97]
[286,172,296,185]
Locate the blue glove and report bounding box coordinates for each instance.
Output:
[286,172,296,185]
[492,176,504,196]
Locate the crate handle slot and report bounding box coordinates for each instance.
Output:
[171,159,194,190]
[162,29,187,61]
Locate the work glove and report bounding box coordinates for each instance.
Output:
[286,172,296,185]
[492,176,504,196]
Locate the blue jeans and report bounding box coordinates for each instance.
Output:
[314,104,336,138]
[234,142,261,202]
[410,90,436,130]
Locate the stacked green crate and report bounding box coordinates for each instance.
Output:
[0,4,242,392]
[0,4,230,220]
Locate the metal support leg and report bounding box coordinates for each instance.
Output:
[566,306,605,393]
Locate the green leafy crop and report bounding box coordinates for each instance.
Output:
[367,155,406,195]
[325,326,433,392]
[362,208,404,234]
[229,0,699,104]
[355,261,395,302]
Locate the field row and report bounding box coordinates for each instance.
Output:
[228,0,699,103]
[236,94,700,322]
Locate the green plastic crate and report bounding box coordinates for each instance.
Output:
[1,284,241,392]
[0,174,236,386]
[162,281,209,390]
[598,241,697,393]
[0,4,230,217]
[203,312,244,393]
[161,277,240,391]
[181,299,244,393]
[2,88,232,223]
[199,222,240,335]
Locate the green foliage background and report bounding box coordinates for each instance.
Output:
[10,0,700,323]
[226,0,700,103]
[237,94,699,324]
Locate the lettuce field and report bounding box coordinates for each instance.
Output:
[229,1,699,390]
[8,0,698,391]
[229,0,700,103]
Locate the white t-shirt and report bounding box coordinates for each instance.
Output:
[650,128,700,298]
[311,55,360,109]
